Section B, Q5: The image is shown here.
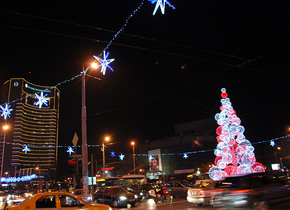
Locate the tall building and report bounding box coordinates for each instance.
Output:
[0,78,60,178]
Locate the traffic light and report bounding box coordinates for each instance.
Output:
[68,159,76,174]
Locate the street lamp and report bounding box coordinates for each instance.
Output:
[131,141,135,174]
[1,124,8,178]
[81,62,98,200]
[102,136,110,178]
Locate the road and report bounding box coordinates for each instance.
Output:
[114,197,290,210]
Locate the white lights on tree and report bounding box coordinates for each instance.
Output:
[93,51,114,75]
[119,154,125,160]
[0,103,13,119]
[67,146,74,155]
[22,145,30,153]
[148,0,175,15]
[35,92,49,108]
[209,88,265,181]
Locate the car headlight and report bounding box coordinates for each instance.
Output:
[134,195,138,199]
[140,192,143,196]
[119,196,127,201]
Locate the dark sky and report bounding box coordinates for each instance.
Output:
[1,1,290,166]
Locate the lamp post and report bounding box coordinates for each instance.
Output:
[1,125,8,178]
[81,62,98,200]
[131,141,135,174]
[102,136,110,178]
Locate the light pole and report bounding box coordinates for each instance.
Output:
[131,141,135,174]
[1,125,8,178]
[81,62,98,200]
[102,136,110,178]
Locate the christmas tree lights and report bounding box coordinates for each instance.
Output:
[209,88,265,180]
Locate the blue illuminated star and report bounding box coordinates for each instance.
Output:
[22,145,31,153]
[35,92,49,108]
[270,140,275,147]
[149,155,153,161]
[148,0,175,15]
[110,151,115,157]
[0,103,13,120]
[183,153,188,159]
[67,146,74,155]
[119,154,125,160]
[93,51,114,75]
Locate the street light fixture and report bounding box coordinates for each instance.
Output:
[81,62,98,201]
[131,141,135,174]
[102,136,110,178]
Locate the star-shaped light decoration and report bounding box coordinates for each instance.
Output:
[67,146,74,155]
[270,140,275,147]
[183,153,188,159]
[119,154,125,160]
[93,51,114,75]
[35,92,49,108]
[22,145,31,153]
[148,0,175,15]
[110,151,115,157]
[149,155,153,161]
[0,103,13,120]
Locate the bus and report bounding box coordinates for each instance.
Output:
[96,175,147,187]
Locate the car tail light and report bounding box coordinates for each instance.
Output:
[231,189,250,194]
[200,190,205,196]
[212,190,223,194]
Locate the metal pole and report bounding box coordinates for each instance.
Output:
[81,67,89,200]
[133,145,135,174]
[102,143,105,178]
[1,130,7,178]
[91,153,94,200]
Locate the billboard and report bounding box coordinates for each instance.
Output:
[148,149,162,172]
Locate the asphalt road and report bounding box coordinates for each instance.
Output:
[114,197,290,210]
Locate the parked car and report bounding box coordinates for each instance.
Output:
[94,186,138,208]
[164,180,190,198]
[211,172,290,209]
[187,181,224,206]
[5,191,112,210]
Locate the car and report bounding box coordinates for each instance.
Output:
[211,172,290,209]
[122,186,143,202]
[94,186,138,208]
[5,191,112,210]
[74,189,93,202]
[164,180,190,198]
[187,181,224,206]
[139,184,154,199]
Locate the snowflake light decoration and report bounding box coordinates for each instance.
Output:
[0,103,13,120]
[22,145,30,153]
[148,0,175,15]
[110,151,115,157]
[119,154,125,160]
[270,140,275,147]
[183,153,188,159]
[149,155,153,161]
[35,92,49,108]
[67,146,74,155]
[93,51,114,75]
[209,88,265,181]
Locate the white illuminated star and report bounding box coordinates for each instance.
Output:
[149,155,153,161]
[93,51,114,75]
[0,103,13,120]
[35,92,49,108]
[183,153,188,159]
[119,154,125,160]
[22,145,31,153]
[270,140,275,147]
[149,0,175,15]
[67,146,74,155]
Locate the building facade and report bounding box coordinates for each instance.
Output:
[0,78,60,178]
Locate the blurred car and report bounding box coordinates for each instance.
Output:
[212,172,290,209]
[5,191,112,210]
[122,186,143,202]
[94,186,137,208]
[0,192,7,210]
[187,181,224,206]
[164,180,190,197]
[74,189,93,202]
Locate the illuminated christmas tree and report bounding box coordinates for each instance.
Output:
[209,88,265,180]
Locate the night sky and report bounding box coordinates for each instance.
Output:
[1,1,290,170]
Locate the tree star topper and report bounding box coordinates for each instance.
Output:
[0,103,13,119]
[93,51,114,75]
[149,0,175,15]
[67,146,74,155]
[35,92,49,108]
[22,145,31,153]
